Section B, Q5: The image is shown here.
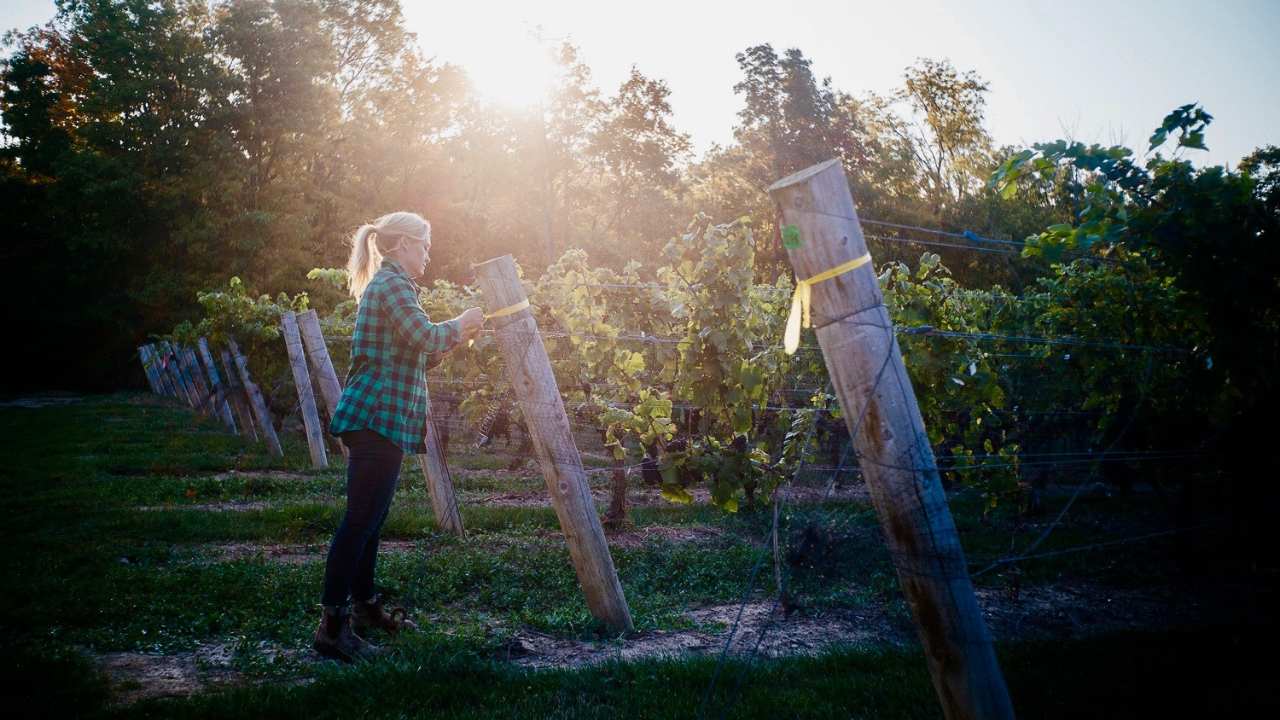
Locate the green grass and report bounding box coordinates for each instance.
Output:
[1,393,1270,717]
[9,625,1276,719]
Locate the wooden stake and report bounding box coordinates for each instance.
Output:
[295,310,348,461]
[161,341,199,408]
[281,312,329,469]
[197,338,238,433]
[227,338,283,457]
[179,345,214,416]
[415,416,465,537]
[473,255,633,632]
[147,345,179,398]
[137,345,161,394]
[295,311,342,418]
[769,159,1013,720]
[220,349,259,442]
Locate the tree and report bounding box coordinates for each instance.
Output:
[993,104,1280,569]
[687,44,874,277]
[868,58,993,219]
[588,66,691,265]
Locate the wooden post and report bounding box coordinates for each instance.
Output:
[227,338,284,457]
[769,159,1013,720]
[220,349,259,442]
[197,338,238,433]
[296,311,342,418]
[415,418,465,537]
[281,312,329,469]
[137,345,162,394]
[295,310,348,461]
[161,341,199,408]
[179,345,214,416]
[148,344,179,398]
[473,255,633,632]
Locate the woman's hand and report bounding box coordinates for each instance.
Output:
[457,307,485,341]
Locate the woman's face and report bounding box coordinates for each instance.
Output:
[391,232,431,279]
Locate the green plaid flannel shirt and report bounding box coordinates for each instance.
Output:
[329,259,461,453]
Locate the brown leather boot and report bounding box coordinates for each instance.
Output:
[352,594,419,636]
[312,604,382,662]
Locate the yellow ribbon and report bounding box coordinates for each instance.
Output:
[485,299,529,320]
[469,299,530,347]
[784,253,872,355]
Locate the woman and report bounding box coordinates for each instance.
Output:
[314,211,485,662]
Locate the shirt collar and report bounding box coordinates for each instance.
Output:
[381,257,410,278]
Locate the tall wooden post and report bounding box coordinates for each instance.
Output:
[473,255,633,632]
[227,338,283,458]
[137,346,161,394]
[179,346,214,416]
[281,312,329,469]
[148,345,179,398]
[415,418,465,537]
[197,338,238,433]
[220,349,259,442]
[295,310,349,461]
[161,341,198,408]
[769,160,1013,720]
[295,312,342,420]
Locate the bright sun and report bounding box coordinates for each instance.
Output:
[464,24,562,109]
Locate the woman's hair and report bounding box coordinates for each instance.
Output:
[347,211,431,299]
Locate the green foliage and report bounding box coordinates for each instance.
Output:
[989,104,1279,475]
[168,276,310,419]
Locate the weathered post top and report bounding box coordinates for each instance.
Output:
[768,158,881,334]
[471,255,528,318]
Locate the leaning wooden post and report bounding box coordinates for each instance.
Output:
[137,346,162,394]
[219,349,259,442]
[281,312,329,469]
[295,310,348,461]
[295,312,342,419]
[414,418,465,537]
[197,338,238,433]
[769,159,1013,720]
[161,341,199,408]
[179,345,214,416]
[148,345,179,398]
[473,255,633,632]
[227,338,284,458]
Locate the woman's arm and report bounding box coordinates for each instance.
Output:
[384,275,463,356]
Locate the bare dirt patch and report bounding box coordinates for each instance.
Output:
[92,639,304,705]
[196,540,420,565]
[507,581,1200,670]
[88,579,1210,702]
[507,601,901,670]
[604,525,727,549]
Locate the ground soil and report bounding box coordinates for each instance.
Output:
[89,577,1205,703]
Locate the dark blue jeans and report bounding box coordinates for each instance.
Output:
[321,429,404,606]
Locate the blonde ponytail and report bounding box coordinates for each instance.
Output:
[346,211,432,300]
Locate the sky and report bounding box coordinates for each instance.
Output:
[4,0,1277,168]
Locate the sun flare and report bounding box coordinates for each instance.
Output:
[463,23,562,109]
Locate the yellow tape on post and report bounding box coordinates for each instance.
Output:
[485,299,530,320]
[468,299,531,347]
[784,253,872,355]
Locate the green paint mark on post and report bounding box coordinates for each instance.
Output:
[782,224,802,249]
